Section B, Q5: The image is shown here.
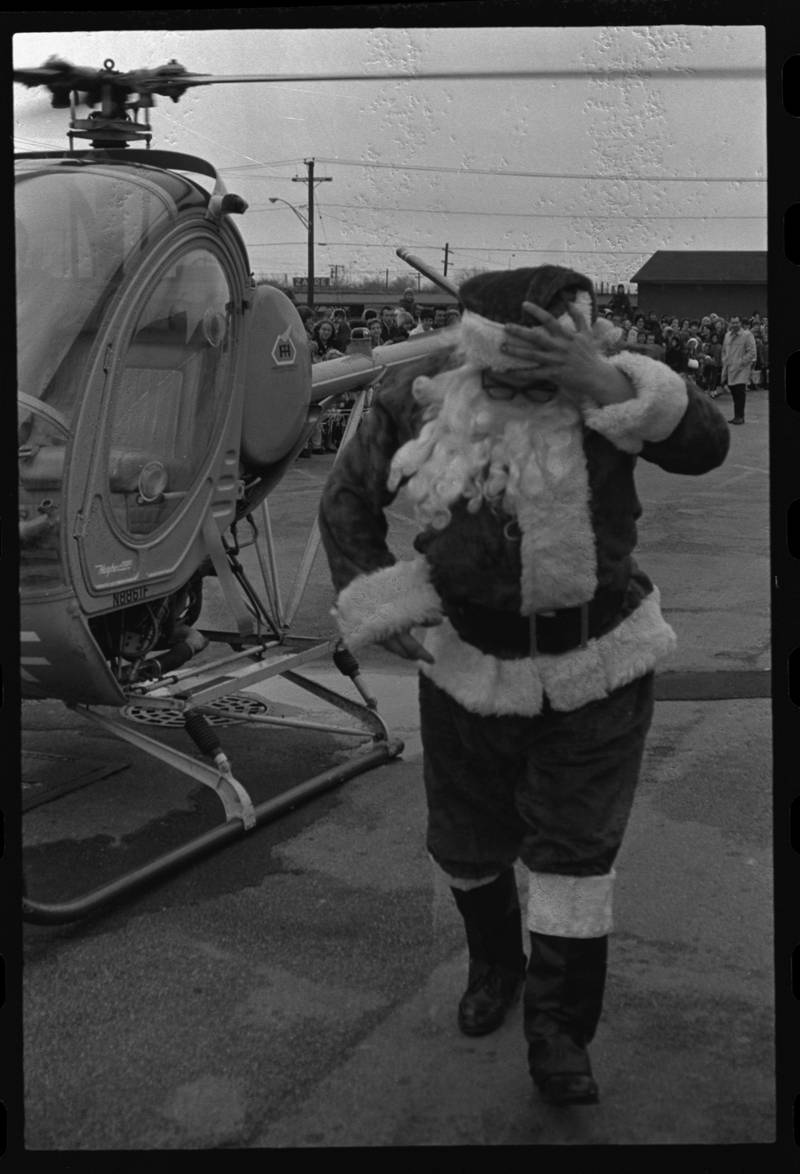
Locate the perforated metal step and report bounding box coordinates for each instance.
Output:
[122,693,270,727]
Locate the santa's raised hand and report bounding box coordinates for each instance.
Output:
[500,301,634,407]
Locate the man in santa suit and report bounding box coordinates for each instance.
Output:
[318,266,729,1107]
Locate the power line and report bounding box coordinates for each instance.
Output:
[245,241,668,256]
[313,157,765,183]
[221,159,765,184]
[448,246,662,256]
[302,202,765,222]
[219,158,307,173]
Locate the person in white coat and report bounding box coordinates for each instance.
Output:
[721,315,757,424]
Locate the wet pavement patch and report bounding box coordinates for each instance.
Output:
[22,749,131,812]
[655,670,769,700]
[21,722,361,917]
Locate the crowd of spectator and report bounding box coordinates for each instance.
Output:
[295,289,462,361]
[294,290,462,454]
[289,285,768,454]
[601,306,769,397]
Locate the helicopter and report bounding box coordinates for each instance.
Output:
[15,56,461,922]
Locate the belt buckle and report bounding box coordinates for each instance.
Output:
[529,603,590,657]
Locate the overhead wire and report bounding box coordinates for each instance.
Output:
[247,241,675,256]
[312,158,765,183]
[297,203,764,258]
[250,201,765,222]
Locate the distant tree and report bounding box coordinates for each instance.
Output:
[253,271,448,295]
[453,266,489,284]
[348,276,386,293]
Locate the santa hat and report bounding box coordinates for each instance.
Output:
[456,265,598,371]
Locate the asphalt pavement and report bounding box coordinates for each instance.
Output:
[14,387,776,1151]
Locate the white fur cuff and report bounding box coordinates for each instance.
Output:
[526,868,615,937]
[333,558,443,650]
[582,350,689,454]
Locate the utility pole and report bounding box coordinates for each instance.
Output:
[443,242,450,277]
[292,158,332,308]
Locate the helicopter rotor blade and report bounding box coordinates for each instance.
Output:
[14,63,765,97]
[132,65,765,87]
[13,57,94,86]
[13,66,69,85]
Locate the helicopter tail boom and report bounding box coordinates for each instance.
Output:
[309,330,455,404]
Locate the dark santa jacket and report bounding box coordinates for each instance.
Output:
[318,338,730,717]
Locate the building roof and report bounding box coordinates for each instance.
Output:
[631,251,767,285]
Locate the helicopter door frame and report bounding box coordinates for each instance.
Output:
[67,217,251,616]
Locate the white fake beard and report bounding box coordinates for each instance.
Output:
[387,364,598,612]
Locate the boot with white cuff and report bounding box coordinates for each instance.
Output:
[523,868,614,1104]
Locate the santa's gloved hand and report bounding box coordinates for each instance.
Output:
[380,621,440,664]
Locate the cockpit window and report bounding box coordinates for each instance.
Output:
[15,169,175,430]
[106,248,234,536]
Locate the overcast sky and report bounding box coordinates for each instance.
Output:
[13,23,766,290]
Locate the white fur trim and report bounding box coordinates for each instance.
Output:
[591,316,625,352]
[568,290,594,331]
[422,618,546,716]
[582,351,689,454]
[387,370,598,613]
[526,868,615,937]
[458,294,593,371]
[420,587,676,716]
[458,311,528,371]
[510,398,598,612]
[391,370,599,614]
[333,558,443,650]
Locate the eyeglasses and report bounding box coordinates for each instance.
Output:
[484,387,522,400]
[481,370,556,401]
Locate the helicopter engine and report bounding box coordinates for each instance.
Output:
[87,572,206,682]
[239,283,312,470]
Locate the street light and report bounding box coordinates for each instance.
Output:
[268,195,309,230]
[269,196,312,302]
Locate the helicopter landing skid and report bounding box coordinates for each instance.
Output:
[22,642,403,926]
[74,703,260,827]
[21,382,405,924]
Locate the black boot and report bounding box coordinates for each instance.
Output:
[451,868,526,1036]
[524,932,608,1105]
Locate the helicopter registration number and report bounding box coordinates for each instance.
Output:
[112,585,149,607]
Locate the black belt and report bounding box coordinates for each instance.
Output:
[445,590,626,657]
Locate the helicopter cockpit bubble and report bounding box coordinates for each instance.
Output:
[105,247,234,537]
[15,164,177,414]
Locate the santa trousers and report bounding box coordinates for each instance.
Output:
[420,670,655,933]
